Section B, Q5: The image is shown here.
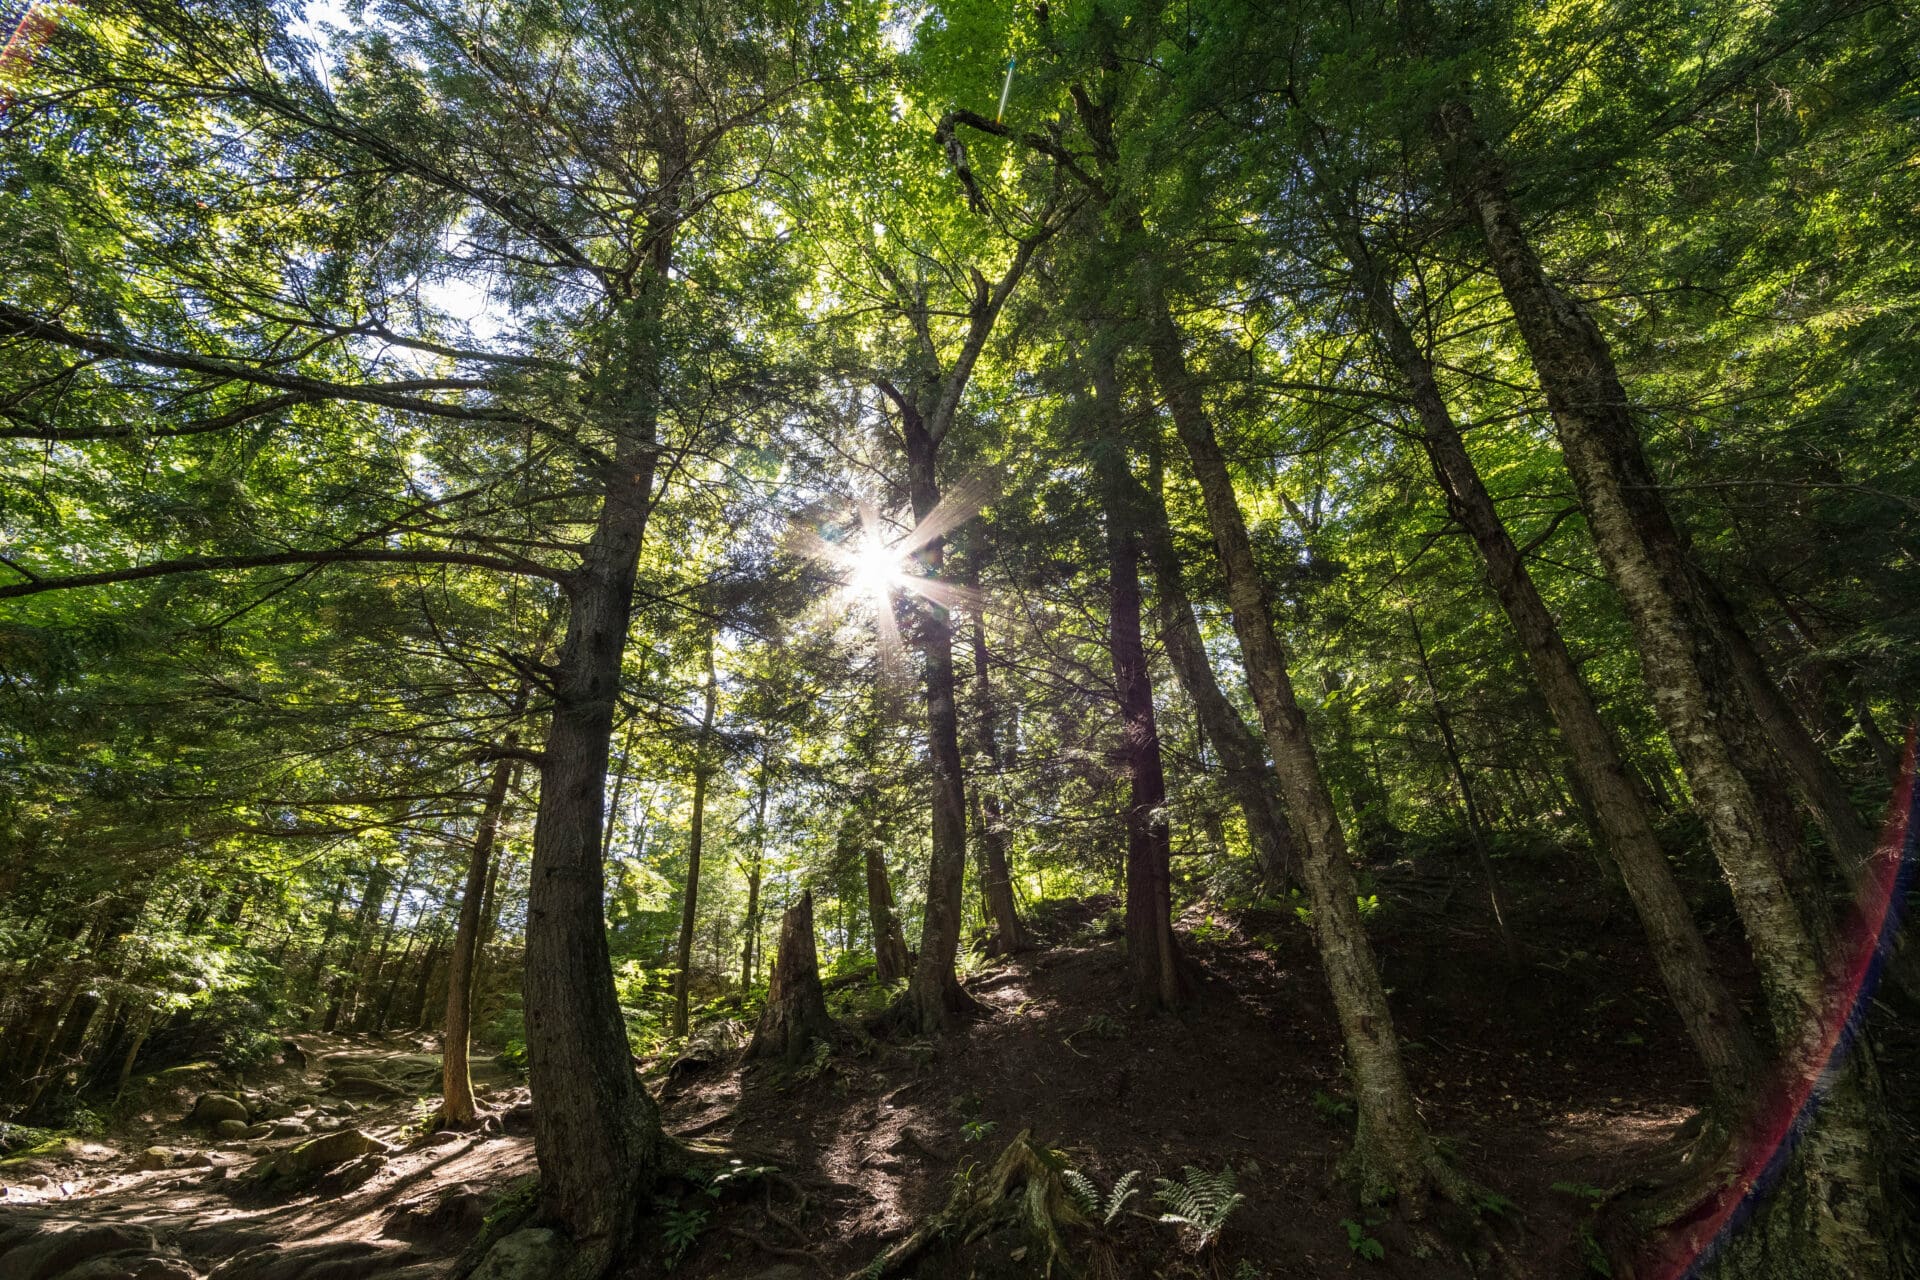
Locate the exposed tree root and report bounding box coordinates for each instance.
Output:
[1341,1132,1480,1214]
[724,1225,827,1272]
[874,977,989,1039]
[846,1130,1089,1280]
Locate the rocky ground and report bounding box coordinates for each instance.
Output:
[4,851,1913,1280]
[0,1039,535,1280]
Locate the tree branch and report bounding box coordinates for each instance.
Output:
[0,547,572,600]
[0,305,548,429]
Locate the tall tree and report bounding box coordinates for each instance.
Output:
[672,639,721,1038]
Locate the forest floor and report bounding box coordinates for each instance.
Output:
[6,837,1904,1280]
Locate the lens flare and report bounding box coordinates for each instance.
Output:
[843,533,905,602]
[1645,728,1918,1278]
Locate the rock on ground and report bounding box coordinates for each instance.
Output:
[186,1097,249,1130]
[257,1129,388,1181]
[471,1228,568,1280]
[0,1220,198,1280]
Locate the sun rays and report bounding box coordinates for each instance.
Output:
[790,479,995,679]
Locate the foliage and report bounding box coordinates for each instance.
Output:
[1340,1217,1386,1262]
[1064,1167,1142,1227]
[1154,1166,1246,1251]
[793,1039,833,1082]
[1310,1091,1355,1125]
[657,1201,710,1270]
[0,2,1909,1269]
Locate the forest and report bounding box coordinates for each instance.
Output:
[0,0,1915,1277]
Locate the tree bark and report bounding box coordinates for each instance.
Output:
[1406,608,1520,967]
[1437,101,1830,1027]
[1328,206,1762,1112]
[371,916,424,1032]
[872,236,1037,1035]
[439,746,521,1128]
[351,861,414,1032]
[304,877,348,1006]
[891,411,981,1032]
[1433,98,1895,1267]
[1701,572,1875,870]
[673,639,720,1039]
[1137,466,1300,893]
[1139,264,1452,1203]
[741,758,771,988]
[522,284,672,1268]
[864,827,913,985]
[408,929,447,1032]
[1091,346,1186,1011]
[967,583,1029,954]
[748,890,835,1065]
[323,864,389,1033]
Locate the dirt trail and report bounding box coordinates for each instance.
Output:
[0,858,1737,1279]
[0,1037,533,1280]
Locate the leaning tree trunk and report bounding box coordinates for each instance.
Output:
[1331,204,1763,1114]
[673,641,720,1039]
[323,865,388,1033]
[1091,348,1185,1011]
[1139,262,1456,1204]
[523,285,673,1273]
[967,588,1029,954]
[351,862,414,1033]
[1701,571,1876,871]
[1406,608,1519,967]
[748,890,835,1065]
[1137,468,1299,893]
[439,747,521,1129]
[1433,99,1897,1270]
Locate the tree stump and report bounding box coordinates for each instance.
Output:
[748,890,835,1065]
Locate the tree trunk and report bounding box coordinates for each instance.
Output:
[1091,346,1185,1011]
[1137,465,1299,893]
[1406,608,1520,967]
[865,830,913,985]
[748,890,835,1065]
[1433,98,1895,1268]
[439,747,521,1128]
[522,284,672,1269]
[371,916,423,1033]
[351,861,414,1032]
[1701,573,1875,871]
[967,584,1029,954]
[1328,203,1762,1110]
[673,640,720,1039]
[891,412,981,1033]
[323,865,388,1033]
[409,930,447,1032]
[111,1009,152,1103]
[1140,263,1452,1203]
[305,877,346,993]
[741,758,771,988]
[1850,684,1899,783]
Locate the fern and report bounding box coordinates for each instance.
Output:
[793,1038,832,1080]
[1153,1165,1244,1250]
[660,1204,709,1269]
[1066,1167,1142,1226]
[1309,1089,1354,1124]
[1340,1217,1385,1262]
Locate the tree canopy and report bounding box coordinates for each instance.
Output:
[2,1,1915,1277]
